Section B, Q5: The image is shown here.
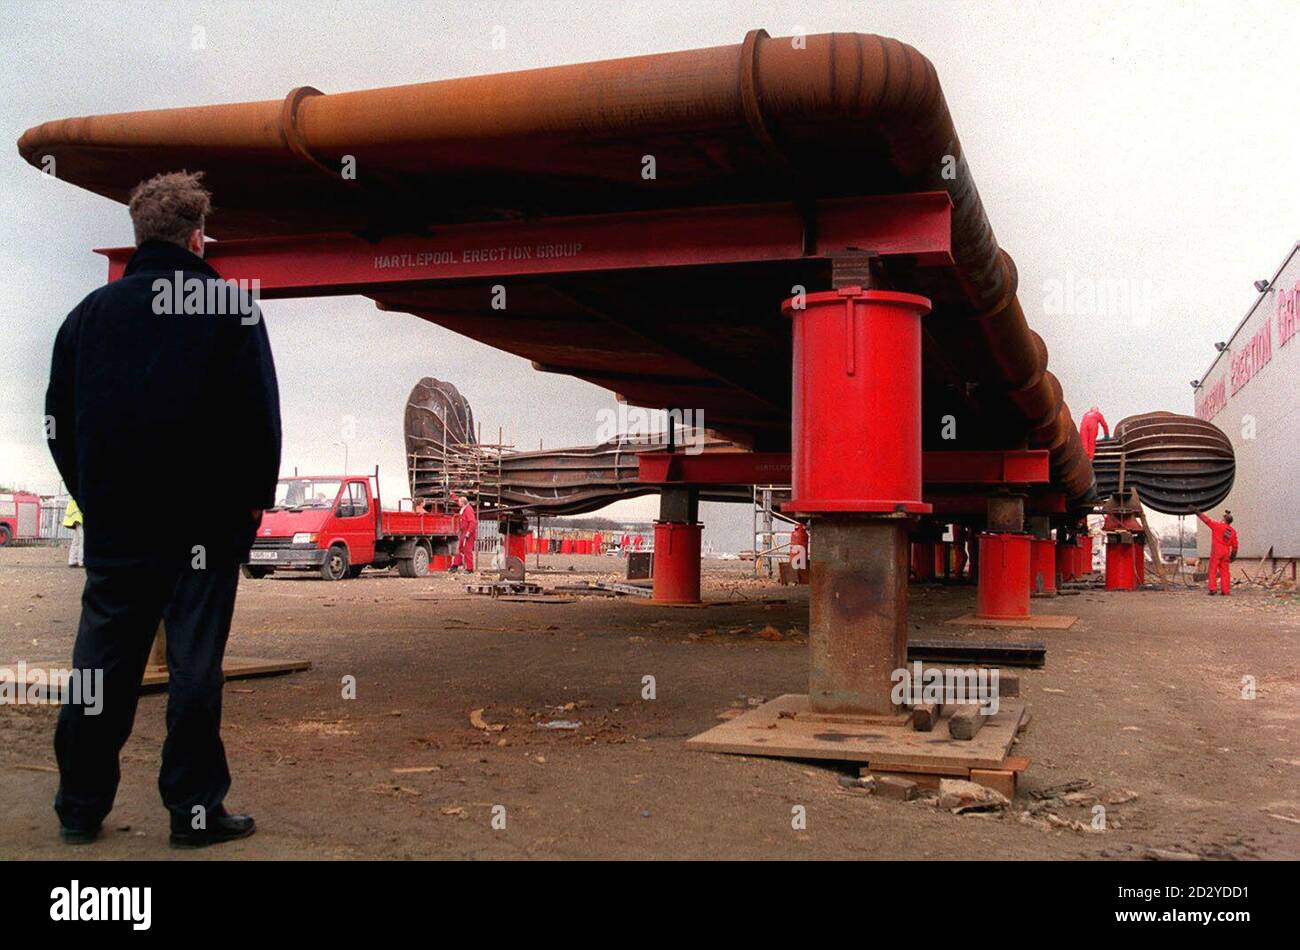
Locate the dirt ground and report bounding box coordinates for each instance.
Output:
[2,543,1297,861]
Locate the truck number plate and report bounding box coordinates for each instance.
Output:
[249,551,278,561]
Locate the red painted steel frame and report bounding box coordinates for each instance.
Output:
[637,449,1051,488]
[95,193,954,291]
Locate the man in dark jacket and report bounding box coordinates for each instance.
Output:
[45,171,281,848]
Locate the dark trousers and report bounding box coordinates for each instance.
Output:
[54,554,241,831]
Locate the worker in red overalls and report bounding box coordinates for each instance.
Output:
[1197,508,1238,596]
[450,494,478,573]
[1079,406,1110,459]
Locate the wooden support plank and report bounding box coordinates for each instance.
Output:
[141,657,311,690]
[948,703,989,740]
[873,775,919,800]
[943,613,1076,630]
[911,702,941,732]
[970,768,1018,799]
[688,694,1024,770]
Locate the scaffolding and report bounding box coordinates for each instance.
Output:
[408,423,515,565]
[751,485,799,578]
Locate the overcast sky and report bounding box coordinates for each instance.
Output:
[2,0,1296,548]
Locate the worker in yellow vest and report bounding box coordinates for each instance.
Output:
[63,497,84,567]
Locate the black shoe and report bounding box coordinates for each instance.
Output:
[1207,590,1217,596]
[60,825,101,845]
[170,811,256,849]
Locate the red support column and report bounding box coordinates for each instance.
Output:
[1078,532,1094,574]
[784,286,931,716]
[653,486,702,603]
[1056,535,1077,582]
[652,521,702,603]
[1105,539,1138,590]
[976,494,1032,619]
[1030,537,1057,594]
[501,518,529,573]
[977,532,1032,618]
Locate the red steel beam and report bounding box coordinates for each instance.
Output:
[929,493,1067,516]
[637,449,1050,487]
[94,193,953,292]
[921,449,1050,485]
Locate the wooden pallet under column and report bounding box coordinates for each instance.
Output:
[688,694,1029,794]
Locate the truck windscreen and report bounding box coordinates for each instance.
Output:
[273,479,343,510]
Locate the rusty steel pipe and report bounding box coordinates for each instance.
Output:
[18,29,1094,504]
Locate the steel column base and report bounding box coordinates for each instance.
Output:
[809,516,909,716]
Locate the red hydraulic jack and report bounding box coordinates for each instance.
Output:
[652,486,702,604]
[1028,517,1057,595]
[1055,526,1079,583]
[1076,521,1095,574]
[1102,491,1145,591]
[977,496,1033,619]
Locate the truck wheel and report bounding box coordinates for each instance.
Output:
[321,544,349,581]
[398,542,430,578]
[0,525,10,546]
[241,565,271,579]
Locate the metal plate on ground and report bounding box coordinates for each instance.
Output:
[944,613,1076,630]
[687,693,1025,771]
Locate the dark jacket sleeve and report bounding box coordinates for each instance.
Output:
[44,312,79,499]
[228,306,282,510]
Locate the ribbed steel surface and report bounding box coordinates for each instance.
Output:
[1092,412,1235,514]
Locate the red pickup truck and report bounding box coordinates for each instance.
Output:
[244,474,457,580]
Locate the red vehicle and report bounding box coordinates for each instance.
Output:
[244,473,457,580]
[0,492,41,545]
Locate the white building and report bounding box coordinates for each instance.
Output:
[1192,242,1299,580]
